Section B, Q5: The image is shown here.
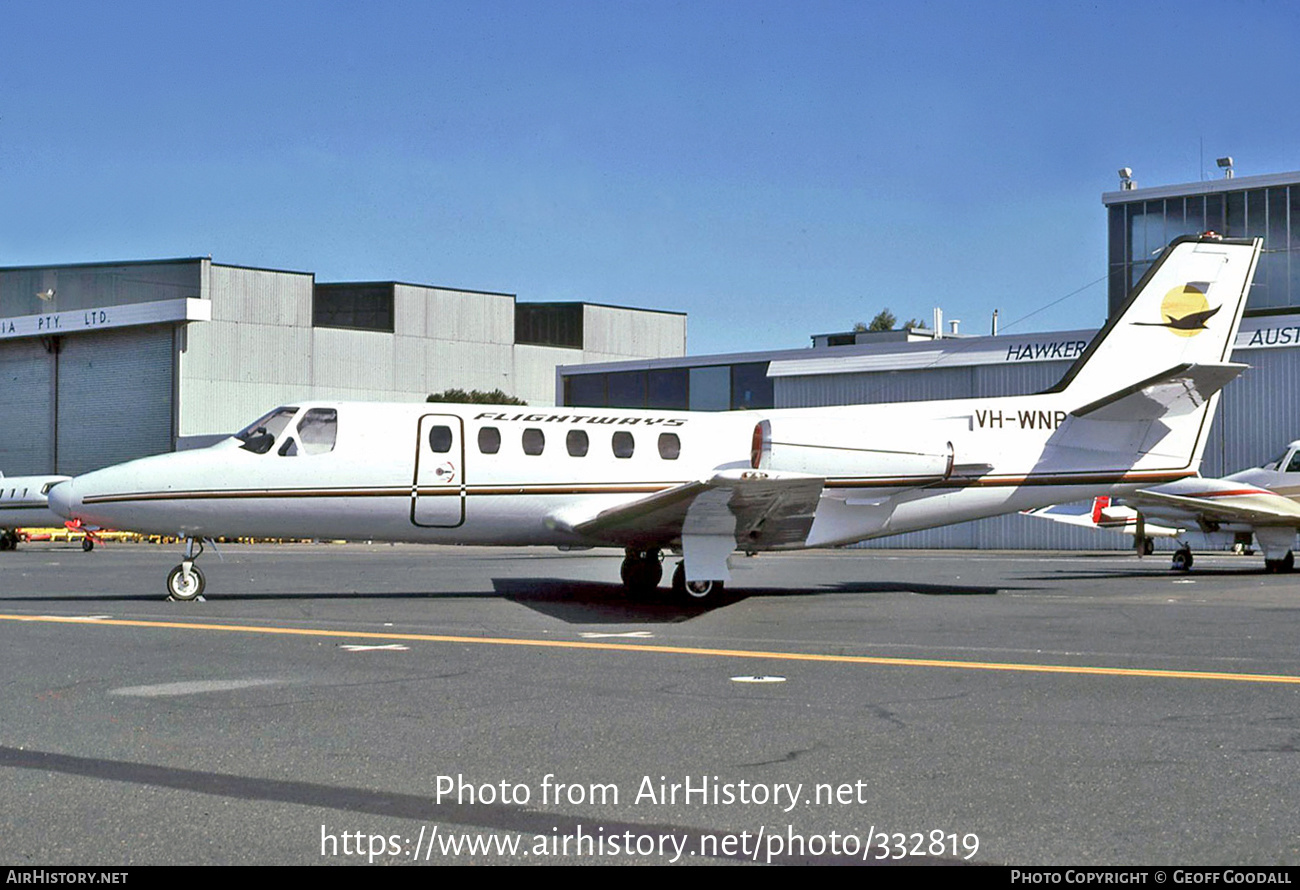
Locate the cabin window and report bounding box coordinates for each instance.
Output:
[428,425,454,453]
[478,427,501,454]
[522,428,545,455]
[658,433,681,460]
[1287,452,1300,473]
[612,431,635,459]
[236,406,299,454]
[297,408,338,455]
[566,430,589,457]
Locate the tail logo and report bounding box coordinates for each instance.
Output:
[1132,283,1220,338]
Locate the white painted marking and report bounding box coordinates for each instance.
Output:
[730,675,787,684]
[38,615,112,621]
[339,643,410,652]
[111,679,280,697]
[1172,580,1196,584]
[579,631,653,639]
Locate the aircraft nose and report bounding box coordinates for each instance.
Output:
[47,479,76,519]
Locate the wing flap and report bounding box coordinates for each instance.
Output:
[565,469,825,549]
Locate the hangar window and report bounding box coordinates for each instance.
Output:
[236,407,300,454]
[612,431,635,459]
[566,430,589,457]
[478,427,501,454]
[522,428,545,455]
[297,409,338,455]
[312,283,394,332]
[428,425,454,453]
[657,433,681,460]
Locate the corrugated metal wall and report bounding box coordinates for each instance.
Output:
[0,339,54,474]
[56,328,175,474]
[772,348,1290,551]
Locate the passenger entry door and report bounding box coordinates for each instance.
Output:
[412,414,465,528]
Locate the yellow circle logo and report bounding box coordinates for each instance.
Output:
[1159,284,1210,337]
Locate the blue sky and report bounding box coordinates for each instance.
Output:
[3,1,1297,355]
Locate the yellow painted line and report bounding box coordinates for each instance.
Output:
[4,612,1300,685]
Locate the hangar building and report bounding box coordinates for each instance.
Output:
[557,168,1300,549]
[0,258,685,475]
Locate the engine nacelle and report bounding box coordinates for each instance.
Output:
[751,419,954,483]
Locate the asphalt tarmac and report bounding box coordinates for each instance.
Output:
[1,542,1298,866]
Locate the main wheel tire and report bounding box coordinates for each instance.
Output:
[671,562,723,602]
[1265,552,1294,573]
[0,534,11,552]
[1142,537,1155,556]
[166,564,206,601]
[1171,550,1193,572]
[620,553,663,596]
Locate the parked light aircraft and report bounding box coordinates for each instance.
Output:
[0,472,85,551]
[49,235,1261,601]
[1025,442,1300,573]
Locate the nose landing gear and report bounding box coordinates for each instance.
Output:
[167,537,207,601]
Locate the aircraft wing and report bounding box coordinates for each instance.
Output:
[559,469,825,551]
[1127,486,1300,527]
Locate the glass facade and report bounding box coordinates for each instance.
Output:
[1108,180,1300,316]
[562,361,773,411]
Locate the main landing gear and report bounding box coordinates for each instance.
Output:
[0,530,17,551]
[671,561,723,603]
[620,548,663,597]
[166,537,207,601]
[1265,551,1295,573]
[618,549,726,603]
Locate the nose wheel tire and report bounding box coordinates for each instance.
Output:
[1170,549,1193,572]
[167,564,206,601]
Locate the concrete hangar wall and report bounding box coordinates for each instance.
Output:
[0,258,685,476]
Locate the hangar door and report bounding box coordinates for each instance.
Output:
[0,339,55,474]
[56,327,176,475]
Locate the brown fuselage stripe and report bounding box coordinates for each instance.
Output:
[79,469,1199,506]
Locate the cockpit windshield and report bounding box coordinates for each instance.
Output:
[235,407,299,454]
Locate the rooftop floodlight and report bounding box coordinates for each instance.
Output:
[1216,156,1234,179]
[1118,167,1135,190]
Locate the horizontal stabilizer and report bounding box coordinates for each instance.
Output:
[1070,362,1246,421]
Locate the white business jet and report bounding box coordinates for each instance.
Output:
[1025,442,1300,573]
[50,235,1261,602]
[0,472,78,551]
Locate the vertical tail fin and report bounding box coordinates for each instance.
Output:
[1042,235,1260,472]
[1045,235,1260,405]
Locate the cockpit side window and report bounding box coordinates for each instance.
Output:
[1266,450,1293,471]
[1285,451,1300,473]
[297,408,338,455]
[236,407,300,454]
